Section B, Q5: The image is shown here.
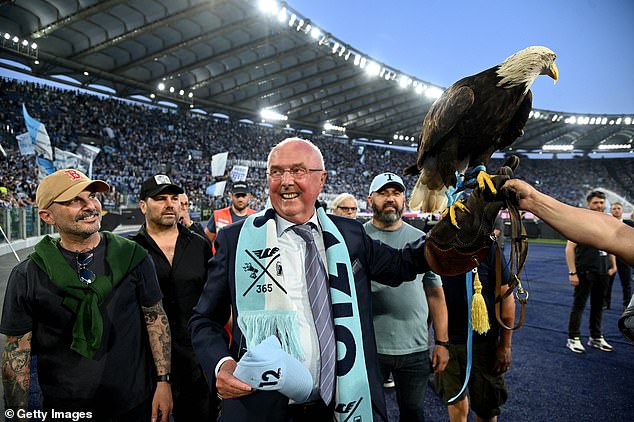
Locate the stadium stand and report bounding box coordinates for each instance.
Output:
[1,78,633,215]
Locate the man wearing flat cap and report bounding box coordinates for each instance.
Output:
[0,169,173,421]
[131,174,217,421]
[204,181,256,251]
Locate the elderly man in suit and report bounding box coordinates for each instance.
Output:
[190,138,433,422]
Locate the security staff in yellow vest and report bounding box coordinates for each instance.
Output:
[204,182,256,252]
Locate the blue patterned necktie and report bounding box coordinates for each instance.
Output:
[291,224,336,405]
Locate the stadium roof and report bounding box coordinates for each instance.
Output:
[1,0,633,153]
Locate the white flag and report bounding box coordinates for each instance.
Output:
[211,152,228,177]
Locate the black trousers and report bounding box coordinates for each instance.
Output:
[568,271,609,339]
[605,259,632,308]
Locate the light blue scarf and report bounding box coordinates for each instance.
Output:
[236,207,372,421]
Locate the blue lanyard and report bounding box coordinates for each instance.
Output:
[448,269,474,403]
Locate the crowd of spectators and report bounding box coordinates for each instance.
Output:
[1,77,633,216]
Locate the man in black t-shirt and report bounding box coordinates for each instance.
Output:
[0,169,173,421]
[565,190,617,354]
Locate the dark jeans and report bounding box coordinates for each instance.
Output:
[568,271,609,338]
[605,259,632,309]
[378,350,432,422]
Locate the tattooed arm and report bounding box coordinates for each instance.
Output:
[142,302,173,422]
[2,332,32,419]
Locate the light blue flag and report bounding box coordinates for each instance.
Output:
[22,104,53,160]
[36,157,56,182]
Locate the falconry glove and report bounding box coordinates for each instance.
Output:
[424,156,522,276]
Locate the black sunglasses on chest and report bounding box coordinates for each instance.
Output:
[77,252,96,285]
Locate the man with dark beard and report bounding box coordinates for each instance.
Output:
[131,175,217,420]
[363,172,449,421]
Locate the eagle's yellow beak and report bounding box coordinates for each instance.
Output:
[549,62,559,84]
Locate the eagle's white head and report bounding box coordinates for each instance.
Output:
[496,46,558,94]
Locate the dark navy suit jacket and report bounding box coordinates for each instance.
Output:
[189,208,429,421]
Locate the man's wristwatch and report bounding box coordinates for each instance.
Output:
[435,339,450,349]
[156,374,171,383]
[569,271,577,276]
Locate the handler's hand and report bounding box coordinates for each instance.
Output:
[151,381,173,422]
[569,274,579,287]
[432,345,449,374]
[217,359,254,399]
[492,344,512,375]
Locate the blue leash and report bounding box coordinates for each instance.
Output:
[448,269,475,403]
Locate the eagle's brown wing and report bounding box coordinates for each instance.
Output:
[418,85,475,166]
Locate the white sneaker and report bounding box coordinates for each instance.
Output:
[587,336,614,352]
[566,337,585,353]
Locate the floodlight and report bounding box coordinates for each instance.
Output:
[21,39,28,46]
[83,71,89,76]
[601,117,608,124]
[332,41,339,54]
[393,134,398,140]
[415,84,424,94]
[158,83,165,90]
[31,42,37,49]
[188,92,193,98]
[12,36,18,43]
[425,86,443,99]
[150,93,156,99]
[359,57,366,69]
[169,86,175,93]
[288,13,297,26]
[398,75,411,88]
[258,0,278,14]
[353,55,361,66]
[365,61,380,76]
[260,109,288,121]
[179,89,184,96]
[625,117,632,125]
[344,51,351,60]
[310,27,321,39]
[278,7,287,22]
[616,117,622,124]
[3,33,10,40]
[34,60,39,64]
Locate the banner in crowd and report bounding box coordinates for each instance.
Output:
[0,142,6,158]
[22,104,53,160]
[206,181,227,197]
[54,147,83,170]
[230,165,249,182]
[36,156,56,181]
[211,152,228,177]
[15,132,35,156]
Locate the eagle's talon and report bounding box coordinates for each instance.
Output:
[476,171,497,195]
[443,201,469,228]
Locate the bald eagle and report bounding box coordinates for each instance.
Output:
[405,46,558,213]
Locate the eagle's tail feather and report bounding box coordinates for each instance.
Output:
[408,173,448,213]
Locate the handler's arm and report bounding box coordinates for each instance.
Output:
[504,179,634,264]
